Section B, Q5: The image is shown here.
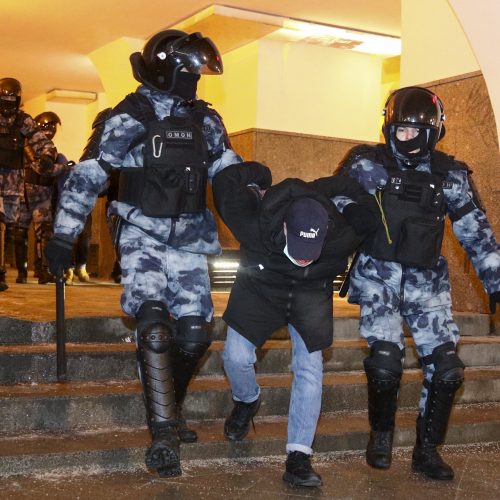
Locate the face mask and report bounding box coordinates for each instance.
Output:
[393,128,429,157]
[283,244,311,267]
[170,72,200,101]
[0,98,18,118]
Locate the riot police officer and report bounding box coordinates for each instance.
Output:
[0,77,56,290]
[338,86,500,480]
[45,30,242,477]
[16,111,69,284]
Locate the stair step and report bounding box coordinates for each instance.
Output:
[0,402,498,477]
[1,336,499,383]
[0,367,499,434]
[0,312,491,344]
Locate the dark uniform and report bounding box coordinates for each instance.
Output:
[0,78,56,290]
[17,112,69,284]
[45,31,241,478]
[337,86,500,480]
[213,162,374,487]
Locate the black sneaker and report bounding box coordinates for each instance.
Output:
[283,451,322,487]
[366,430,394,469]
[145,423,181,477]
[224,397,261,441]
[0,270,8,291]
[412,444,454,480]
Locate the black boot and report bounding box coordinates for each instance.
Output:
[411,343,464,480]
[366,430,395,470]
[146,422,181,478]
[283,451,322,487]
[224,397,261,441]
[136,302,180,477]
[0,267,7,292]
[38,267,54,284]
[14,227,28,284]
[171,317,211,443]
[364,341,403,469]
[412,430,454,480]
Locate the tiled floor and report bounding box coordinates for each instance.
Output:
[0,272,360,321]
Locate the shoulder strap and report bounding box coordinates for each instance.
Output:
[113,92,156,124]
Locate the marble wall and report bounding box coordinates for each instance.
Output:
[426,72,499,314]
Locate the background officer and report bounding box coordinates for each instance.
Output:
[0,77,56,290]
[45,30,242,477]
[16,111,70,284]
[338,86,500,480]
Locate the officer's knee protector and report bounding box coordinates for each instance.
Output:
[424,342,465,387]
[174,316,211,360]
[136,301,173,354]
[364,340,404,388]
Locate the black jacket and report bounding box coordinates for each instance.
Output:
[213,162,368,282]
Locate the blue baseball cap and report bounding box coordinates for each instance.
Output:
[284,198,328,261]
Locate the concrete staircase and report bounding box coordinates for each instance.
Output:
[0,311,499,477]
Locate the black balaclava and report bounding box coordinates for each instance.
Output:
[170,72,200,101]
[391,127,430,167]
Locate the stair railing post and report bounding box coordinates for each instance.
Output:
[55,271,67,381]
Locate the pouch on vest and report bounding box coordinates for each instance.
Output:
[367,169,446,268]
[121,113,209,218]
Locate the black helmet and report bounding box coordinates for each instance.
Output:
[130,30,223,92]
[0,77,22,117]
[383,86,445,158]
[35,111,61,140]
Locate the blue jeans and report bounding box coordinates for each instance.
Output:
[223,324,323,455]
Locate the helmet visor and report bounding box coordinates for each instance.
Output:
[386,88,442,129]
[0,96,19,117]
[39,122,58,140]
[171,33,223,75]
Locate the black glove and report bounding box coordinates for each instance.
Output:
[490,291,500,314]
[44,236,74,276]
[343,203,378,237]
[39,154,54,171]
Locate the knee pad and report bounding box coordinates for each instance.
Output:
[174,316,211,360]
[136,301,173,354]
[364,341,404,387]
[423,342,465,387]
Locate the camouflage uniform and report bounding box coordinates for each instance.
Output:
[19,152,68,231]
[0,111,55,224]
[338,150,500,412]
[0,110,55,288]
[54,86,241,319]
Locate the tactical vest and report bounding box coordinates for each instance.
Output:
[117,96,209,218]
[0,116,25,169]
[364,147,464,268]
